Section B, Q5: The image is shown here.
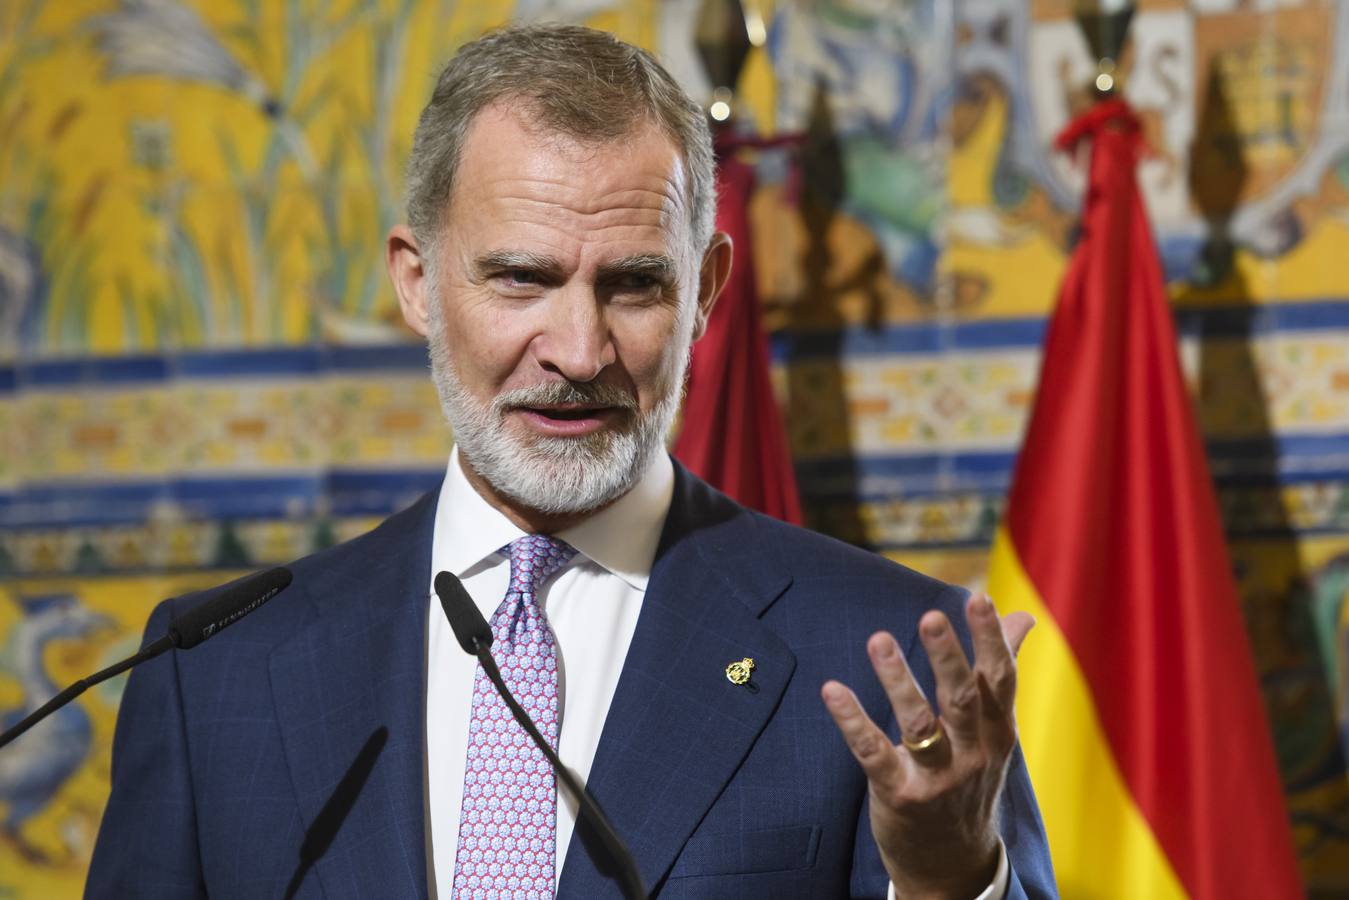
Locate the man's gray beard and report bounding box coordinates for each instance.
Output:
[425,286,690,517]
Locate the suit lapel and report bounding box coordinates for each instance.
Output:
[558,467,795,898]
[269,491,438,900]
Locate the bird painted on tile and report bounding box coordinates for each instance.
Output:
[0,593,113,863]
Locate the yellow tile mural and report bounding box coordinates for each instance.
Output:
[5,0,1349,894]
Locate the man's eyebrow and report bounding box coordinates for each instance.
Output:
[596,254,678,284]
[473,250,563,275]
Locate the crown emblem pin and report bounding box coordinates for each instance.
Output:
[725,657,755,686]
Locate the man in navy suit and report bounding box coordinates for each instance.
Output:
[89,24,1054,899]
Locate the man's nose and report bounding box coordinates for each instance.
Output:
[533,289,617,382]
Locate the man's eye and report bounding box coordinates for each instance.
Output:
[502,270,540,285]
[616,275,659,291]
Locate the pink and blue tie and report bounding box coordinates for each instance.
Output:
[452,534,577,899]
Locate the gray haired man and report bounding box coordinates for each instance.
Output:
[89,25,1054,900]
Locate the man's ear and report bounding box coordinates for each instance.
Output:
[692,231,733,341]
[387,224,432,338]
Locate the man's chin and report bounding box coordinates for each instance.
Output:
[491,456,639,518]
[457,425,645,516]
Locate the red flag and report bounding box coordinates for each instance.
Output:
[988,99,1302,898]
[674,143,802,524]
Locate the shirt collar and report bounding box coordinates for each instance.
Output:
[433,446,674,592]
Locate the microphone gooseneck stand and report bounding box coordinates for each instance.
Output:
[0,567,294,751]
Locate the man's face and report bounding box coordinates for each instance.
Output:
[395,105,722,516]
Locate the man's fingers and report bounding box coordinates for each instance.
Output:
[967,594,1018,714]
[919,611,980,744]
[866,632,940,744]
[976,672,1017,749]
[967,594,1012,666]
[1001,611,1036,656]
[822,681,903,791]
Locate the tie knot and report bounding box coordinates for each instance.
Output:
[502,534,577,596]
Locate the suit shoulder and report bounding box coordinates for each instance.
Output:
[165,489,439,651]
[672,466,960,606]
[747,510,959,601]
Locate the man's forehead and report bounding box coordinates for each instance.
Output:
[450,104,690,221]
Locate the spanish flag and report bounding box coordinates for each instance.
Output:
[988,99,1302,898]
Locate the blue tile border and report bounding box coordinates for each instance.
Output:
[7,343,433,390]
[769,299,1349,360]
[324,468,445,516]
[324,343,430,372]
[22,355,172,388]
[2,480,171,528]
[3,432,1349,529]
[796,433,1349,501]
[174,348,325,378]
[7,296,1349,391]
[0,469,446,529]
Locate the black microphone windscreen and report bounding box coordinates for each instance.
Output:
[168,567,293,650]
[435,570,492,655]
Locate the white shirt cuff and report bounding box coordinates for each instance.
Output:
[886,839,1009,900]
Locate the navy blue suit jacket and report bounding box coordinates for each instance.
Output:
[87,463,1055,898]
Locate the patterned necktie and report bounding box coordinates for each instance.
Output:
[452,534,577,899]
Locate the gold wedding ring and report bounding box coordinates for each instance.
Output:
[901,723,946,754]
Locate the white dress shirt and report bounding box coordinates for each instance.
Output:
[423,447,1008,899]
[425,448,672,896]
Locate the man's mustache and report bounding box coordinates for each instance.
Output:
[491,381,638,414]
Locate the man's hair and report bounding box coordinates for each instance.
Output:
[405,24,716,262]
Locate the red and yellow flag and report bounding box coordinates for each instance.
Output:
[988,99,1302,898]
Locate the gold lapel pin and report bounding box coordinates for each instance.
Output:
[725,657,755,686]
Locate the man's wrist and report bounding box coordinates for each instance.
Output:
[886,839,1009,900]
[883,832,1001,900]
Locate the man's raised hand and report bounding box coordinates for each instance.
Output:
[822,594,1034,899]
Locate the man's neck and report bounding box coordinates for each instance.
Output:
[455,451,617,535]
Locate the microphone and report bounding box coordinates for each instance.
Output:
[434,571,647,900]
[437,570,493,655]
[168,566,292,649]
[0,567,293,751]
